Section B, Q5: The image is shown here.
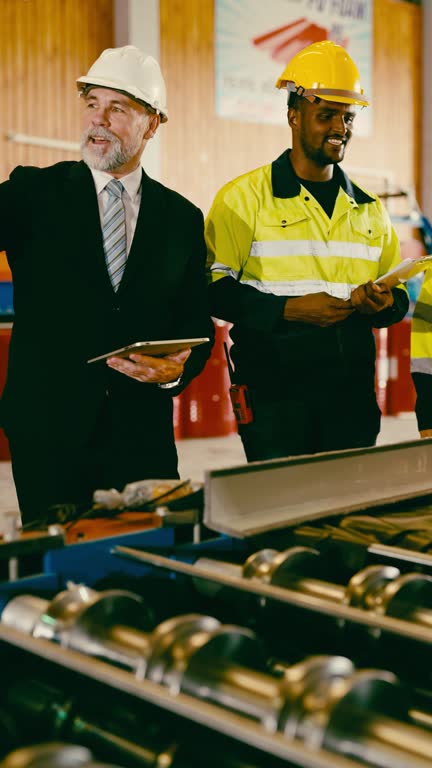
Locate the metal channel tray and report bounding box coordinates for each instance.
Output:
[204,439,432,537]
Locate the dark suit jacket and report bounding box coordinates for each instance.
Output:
[0,161,214,449]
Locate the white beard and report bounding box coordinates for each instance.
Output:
[80,125,146,172]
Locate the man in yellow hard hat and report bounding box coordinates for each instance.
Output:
[0,46,214,526]
[206,40,408,461]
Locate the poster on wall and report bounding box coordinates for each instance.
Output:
[215,0,373,136]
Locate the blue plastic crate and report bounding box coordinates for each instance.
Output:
[0,282,13,317]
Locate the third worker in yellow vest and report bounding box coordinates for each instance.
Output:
[411,269,432,437]
[206,40,408,462]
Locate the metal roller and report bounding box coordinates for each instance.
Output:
[3,586,432,768]
[0,743,119,768]
[278,655,432,768]
[1,585,155,675]
[0,586,269,698]
[194,547,432,629]
[1,676,283,768]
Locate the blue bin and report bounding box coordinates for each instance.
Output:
[0,282,13,318]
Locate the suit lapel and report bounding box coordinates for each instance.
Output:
[66,161,114,297]
[64,164,166,297]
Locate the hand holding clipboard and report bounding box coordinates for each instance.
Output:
[374,255,432,288]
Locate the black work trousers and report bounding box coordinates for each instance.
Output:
[239,376,381,463]
[8,392,179,527]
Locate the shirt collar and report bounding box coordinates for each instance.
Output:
[89,165,143,201]
[271,149,375,204]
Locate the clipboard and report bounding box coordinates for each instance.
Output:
[375,255,432,288]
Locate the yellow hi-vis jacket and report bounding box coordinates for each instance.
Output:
[207,152,402,299]
[411,272,432,430]
[205,151,408,388]
[411,271,432,375]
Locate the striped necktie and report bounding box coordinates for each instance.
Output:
[102,179,127,291]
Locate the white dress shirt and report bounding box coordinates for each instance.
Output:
[89,166,142,255]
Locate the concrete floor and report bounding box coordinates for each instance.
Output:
[179,413,420,479]
[0,413,420,529]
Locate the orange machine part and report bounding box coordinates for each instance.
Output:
[0,252,11,281]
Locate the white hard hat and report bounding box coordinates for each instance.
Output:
[77,45,168,122]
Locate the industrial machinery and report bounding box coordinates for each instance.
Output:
[0,743,122,768]
[1,439,432,768]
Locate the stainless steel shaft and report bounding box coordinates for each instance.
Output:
[3,586,432,768]
[195,548,432,628]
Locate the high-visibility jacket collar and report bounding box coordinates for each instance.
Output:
[271,150,375,205]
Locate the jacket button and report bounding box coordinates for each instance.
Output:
[304,196,310,201]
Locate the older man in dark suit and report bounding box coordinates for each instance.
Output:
[0,45,214,526]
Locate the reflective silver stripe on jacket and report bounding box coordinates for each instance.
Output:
[209,265,356,298]
[411,358,432,374]
[209,263,240,279]
[242,279,356,300]
[249,239,381,261]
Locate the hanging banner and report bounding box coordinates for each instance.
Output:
[215,0,372,136]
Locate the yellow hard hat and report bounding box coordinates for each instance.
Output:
[275,40,369,107]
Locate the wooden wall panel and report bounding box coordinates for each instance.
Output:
[0,0,113,181]
[160,0,422,214]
